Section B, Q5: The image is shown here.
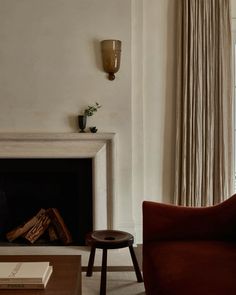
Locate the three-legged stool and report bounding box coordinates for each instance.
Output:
[86,230,143,295]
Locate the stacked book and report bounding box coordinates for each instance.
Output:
[0,262,53,289]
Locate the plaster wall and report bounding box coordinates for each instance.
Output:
[0,0,134,235]
[142,0,176,203]
[232,0,236,17]
[0,0,177,242]
[131,0,176,240]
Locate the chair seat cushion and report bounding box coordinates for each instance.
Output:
[143,240,236,295]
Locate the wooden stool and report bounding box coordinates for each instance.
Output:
[86,230,143,295]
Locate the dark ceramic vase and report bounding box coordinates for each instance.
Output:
[89,126,98,133]
[78,115,87,133]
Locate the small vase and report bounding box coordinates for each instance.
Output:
[78,115,87,133]
[89,127,98,133]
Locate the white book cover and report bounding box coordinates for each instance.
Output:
[0,262,51,283]
[0,266,53,289]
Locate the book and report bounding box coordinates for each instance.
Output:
[0,262,51,284]
[0,266,53,289]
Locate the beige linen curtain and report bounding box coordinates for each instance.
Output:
[174,0,233,206]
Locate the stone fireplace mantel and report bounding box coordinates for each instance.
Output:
[0,133,116,230]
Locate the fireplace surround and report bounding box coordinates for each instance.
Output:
[0,133,116,245]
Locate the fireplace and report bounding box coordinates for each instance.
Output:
[0,158,93,245]
[0,133,116,246]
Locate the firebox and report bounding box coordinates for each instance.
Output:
[0,158,93,246]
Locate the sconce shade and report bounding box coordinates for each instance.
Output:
[101,40,121,80]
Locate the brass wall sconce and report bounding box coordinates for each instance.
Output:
[101,40,121,81]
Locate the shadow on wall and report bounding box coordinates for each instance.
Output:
[92,38,104,73]
[67,114,78,132]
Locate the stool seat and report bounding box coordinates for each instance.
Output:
[86,230,134,249]
[86,229,143,295]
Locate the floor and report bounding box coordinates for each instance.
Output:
[82,271,145,295]
[0,245,145,294]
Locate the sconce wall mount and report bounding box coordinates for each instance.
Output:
[101,39,121,81]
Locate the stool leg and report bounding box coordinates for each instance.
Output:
[100,248,107,295]
[129,245,143,282]
[86,246,96,277]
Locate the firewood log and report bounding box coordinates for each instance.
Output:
[48,208,73,245]
[6,209,46,242]
[48,225,59,241]
[24,210,51,243]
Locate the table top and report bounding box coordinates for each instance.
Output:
[0,255,81,295]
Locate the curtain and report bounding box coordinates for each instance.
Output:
[174,0,233,206]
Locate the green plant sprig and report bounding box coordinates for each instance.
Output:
[84,102,102,117]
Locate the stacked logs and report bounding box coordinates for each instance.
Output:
[6,208,72,245]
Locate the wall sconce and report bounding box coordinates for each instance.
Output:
[101,40,121,81]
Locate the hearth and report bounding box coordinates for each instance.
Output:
[0,158,93,246]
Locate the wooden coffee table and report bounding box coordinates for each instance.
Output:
[0,255,81,295]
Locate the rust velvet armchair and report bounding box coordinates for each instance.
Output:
[143,195,236,295]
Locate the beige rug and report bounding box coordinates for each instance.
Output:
[82,271,146,295]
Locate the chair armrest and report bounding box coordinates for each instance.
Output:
[143,196,236,243]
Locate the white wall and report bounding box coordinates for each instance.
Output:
[232,0,236,17]
[131,0,176,240]
[143,0,176,204]
[0,0,135,235]
[0,0,177,242]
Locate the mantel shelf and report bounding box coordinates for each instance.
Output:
[0,132,116,142]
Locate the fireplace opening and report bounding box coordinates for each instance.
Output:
[0,158,93,246]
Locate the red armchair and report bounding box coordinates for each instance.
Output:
[143,195,236,295]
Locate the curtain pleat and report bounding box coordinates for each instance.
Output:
[174,0,232,206]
